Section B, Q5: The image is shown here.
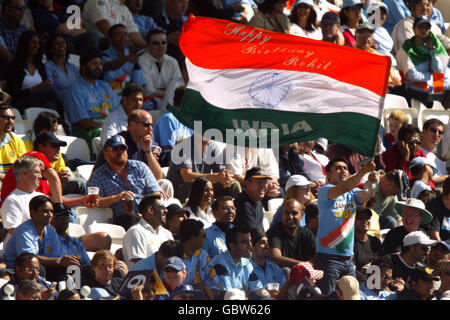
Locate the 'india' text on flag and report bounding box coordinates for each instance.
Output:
[170,15,392,157]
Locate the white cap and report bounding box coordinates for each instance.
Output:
[286,175,316,190]
[315,138,328,151]
[224,288,246,300]
[402,231,438,247]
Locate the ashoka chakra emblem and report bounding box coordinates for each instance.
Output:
[249,72,291,108]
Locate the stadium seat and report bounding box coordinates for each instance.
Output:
[68,223,86,238]
[88,222,126,240]
[383,94,409,109]
[75,164,94,181]
[75,207,113,233]
[417,109,449,131]
[13,119,33,135]
[148,110,161,123]
[58,136,91,161]
[24,107,59,124]
[268,198,284,214]
[91,136,102,158]
[11,108,22,120]
[161,166,169,178]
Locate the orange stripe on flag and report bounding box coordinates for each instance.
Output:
[180,15,391,97]
[433,72,444,93]
[320,217,352,248]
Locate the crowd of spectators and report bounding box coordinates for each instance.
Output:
[0,0,449,301]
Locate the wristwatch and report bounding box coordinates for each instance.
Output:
[56,258,61,265]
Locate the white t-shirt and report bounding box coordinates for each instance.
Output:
[185,205,215,229]
[21,69,43,90]
[289,23,322,40]
[1,189,44,230]
[299,151,329,183]
[82,0,139,35]
[122,218,173,268]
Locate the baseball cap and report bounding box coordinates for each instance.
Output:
[245,167,270,181]
[224,288,246,300]
[409,157,438,176]
[367,1,389,15]
[53,203,70,218]
[336,275,360,300]
[170,284,205,300]
[34,131,67,148]
[409,265,439,282]
[166,204,188,221]
[290,262,324,284]
[104,135,127,150]
[296,281,326,300]
[293,0,314,9]
[163,256,186,271]
[392,170,409,201]
[394,198,433,224]
[355,207,372,220]
[80,48,103,66]
[285,175,315,190]
[321,11,340,24]
[402,230,437,247]
[342,0,362,9]
[413,15,432,29]
[248,288,273,300]
[356,23,375,33]
[315,138,328,152]
[436,240,450,253]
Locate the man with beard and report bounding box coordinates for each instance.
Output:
[87,135,161,230]
[63,49,120,149]
[203,196,236,258]
[122,193,172,268]
[267,199,316,268]
[248,227,286,297]
[314,157,376,296]
[0,105,27,182]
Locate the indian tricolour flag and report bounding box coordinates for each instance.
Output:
[169,15,391,157]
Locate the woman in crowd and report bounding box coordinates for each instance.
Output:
[249,0,290,33]
[45,34,79,97]
[339,0,364,47]
[289,0,322,40]
[184,177,215,229]
[5,30,65,118]
[296,140,329,187]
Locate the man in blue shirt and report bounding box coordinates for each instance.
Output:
[63,49,120,149]
[0,0,27,55]
[203,195,236,258]
[248,227,286,295]
[383,0,411,34]
[87,134,162,230]
[314,157,376,296]
[208,225,254,293]
[102,24,147,99]
[2,195,81,277]
[125,0,165,39]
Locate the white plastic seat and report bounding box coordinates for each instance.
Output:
[57,135,91,161]
[383,94,409,109]
[161,166,169,178]
[263,216,270,232]
[88,222,126,248]
[91,136,101,158]
[75,164,94,181]
[417,109,449,131]
[68,223,86,238]
[148,110,161,123]
[24,107,59,124]
[11,108,22,120]
[14,119,33,135]
[164,197,182,207]
[268,198,284,214]
[75,207,113,233]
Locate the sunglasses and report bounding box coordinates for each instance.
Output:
[151,40,167,45]
[407,139,421,145]
[111,145,127,152]
[8,5,26,10]
[135,121,153,128]
[418,245,431,252]
[0,115,15,121]
[429,127,444,135]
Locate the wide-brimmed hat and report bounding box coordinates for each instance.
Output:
[394,198,433,224]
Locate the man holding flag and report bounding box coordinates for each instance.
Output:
[313,157,376,296]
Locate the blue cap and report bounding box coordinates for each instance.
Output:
[342,0,362,9]
[104,134,127,150]
[321,11,340,24]
[367,1,389,16]
[413,15,431,28]
[409,157,438,176]
[163,256,186,271]
[248,288,274,300]
[293,0,314,8]
[170,284,205,300]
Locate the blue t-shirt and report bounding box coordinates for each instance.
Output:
[316,184,362,257]
[153,111,193,147]
[382,0,411,34]
[203,224,228,259]
[57,233,91,267]
[45,60,79,96]
[2,220,61,268]
[63,77,119,133]
[208,251,253,292]
[248,259,286,291]
[133,14,165,39]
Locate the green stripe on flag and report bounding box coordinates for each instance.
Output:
[169,88,381,157]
